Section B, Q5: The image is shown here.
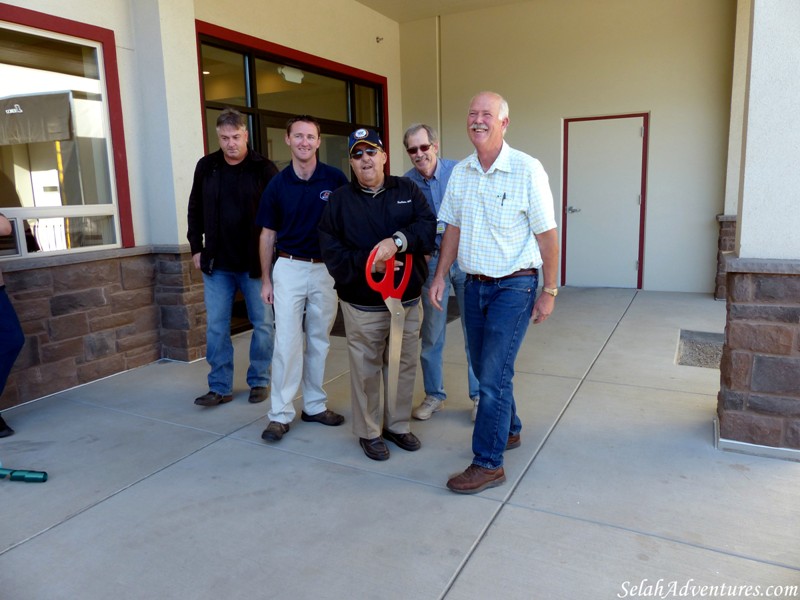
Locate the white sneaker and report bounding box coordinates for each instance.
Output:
[412,396,444,420]
[471,396,479,422]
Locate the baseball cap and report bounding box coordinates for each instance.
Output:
[348,128,384,153]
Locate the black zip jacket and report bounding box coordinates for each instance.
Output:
[318,175,436,306]
[186,148,278,278]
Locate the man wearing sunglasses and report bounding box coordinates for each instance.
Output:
[318,128,436,461]
[403,124,479,424]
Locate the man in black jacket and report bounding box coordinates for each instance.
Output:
[319,128,436,460]
[187,108,278,407]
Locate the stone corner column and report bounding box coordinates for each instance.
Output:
[154,248,206,362]
[715,215,737,301]
[717,257,800,459]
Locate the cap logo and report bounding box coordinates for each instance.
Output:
[354,128,368,140]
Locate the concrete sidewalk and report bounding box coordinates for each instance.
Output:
[1,288,798,599]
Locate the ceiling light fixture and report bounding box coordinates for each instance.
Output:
[277,66,304,84]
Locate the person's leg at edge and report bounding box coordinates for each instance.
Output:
[469,276,536,470]
[300,264,338,416]
[419,254,449,402]
[450,262,480,399]
[240,272,274,390]
[266,259,303,423]
[202,270,237,395]
[0,286,25,436]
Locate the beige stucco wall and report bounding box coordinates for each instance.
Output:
[736,0,800,260]
[400,0,737,293]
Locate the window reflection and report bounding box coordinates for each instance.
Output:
[202,45,247,106]
[255,59,347,122]
[0,25,119,257]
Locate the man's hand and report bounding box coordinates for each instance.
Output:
[261,280,274,305]
[428,275,447,311]
[192,252,201,270]
[531,292,555,324]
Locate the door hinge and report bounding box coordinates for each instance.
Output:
[635,260,640,271]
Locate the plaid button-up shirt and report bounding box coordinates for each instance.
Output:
[438,142,556,278]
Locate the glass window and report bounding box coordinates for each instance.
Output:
[354,84,377,127]
[320,133,351,180]
[254,59,347,122]
[0,25,119,257]
[199,39,382,165]
[201,45,247,107]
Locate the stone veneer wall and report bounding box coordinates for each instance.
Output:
[154,249,206,362]
[715,215,737,300]
[0,247,206,410]
[717,257,800,451]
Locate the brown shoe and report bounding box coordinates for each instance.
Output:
[301,409,344,426]
[359,437,390,461]
[248,386,269,403]
[261,421,290,442]
[446,464,506,494]
[382,429,421,452]
[194,391,233,406]
[506,433,521,450]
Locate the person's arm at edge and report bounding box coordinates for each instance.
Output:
[259,227,277,304]
[0,214,12,236]
[531,227,559,324]
[428,224,460,311]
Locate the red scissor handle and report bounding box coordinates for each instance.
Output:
[365,246,413,300]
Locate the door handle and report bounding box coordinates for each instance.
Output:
[567,206,581,214]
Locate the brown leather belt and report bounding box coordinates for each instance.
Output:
[277,251,324,264]
[468,268,538,282]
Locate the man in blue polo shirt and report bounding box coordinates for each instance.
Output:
[256,115,348,442]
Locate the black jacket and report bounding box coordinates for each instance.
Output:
[318,175,436,307]
[186,148,278,278]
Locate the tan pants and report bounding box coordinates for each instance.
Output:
[340,301,421,440]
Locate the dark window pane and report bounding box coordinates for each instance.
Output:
[354,84,377,127]
[255,59,347,122]
[202,45,247,106]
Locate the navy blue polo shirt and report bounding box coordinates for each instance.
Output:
[256,161,348,259]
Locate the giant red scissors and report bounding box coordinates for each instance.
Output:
[365,247,413,411]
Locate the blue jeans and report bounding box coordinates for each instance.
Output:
[0,286,24,396]
[420,254,479,401]
[464,274,537,469]
[202,270,274,394]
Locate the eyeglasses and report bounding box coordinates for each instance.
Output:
[350,147,380,159]
[406,144,432,155]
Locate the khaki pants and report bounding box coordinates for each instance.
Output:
[340,301,421,439]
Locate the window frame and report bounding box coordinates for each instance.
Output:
[0,3,134,257]
[195,20,390,171]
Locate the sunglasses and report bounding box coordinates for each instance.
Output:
[350,147,380,159]
[406,144,432,155]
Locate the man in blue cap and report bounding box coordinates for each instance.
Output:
[319,129,436,461]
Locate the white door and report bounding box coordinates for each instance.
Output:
[563,115,647,288]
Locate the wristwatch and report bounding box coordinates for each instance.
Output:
[392,235,403,250]
[542,287,558,297]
